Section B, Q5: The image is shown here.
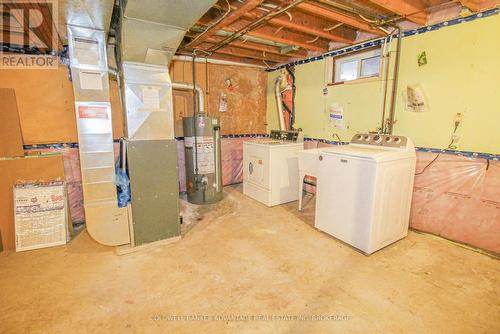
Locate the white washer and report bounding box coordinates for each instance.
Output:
[243,132,303,207]
[314,134,416,254]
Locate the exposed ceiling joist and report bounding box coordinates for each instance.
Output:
[186,0,263,49]
[205,36,307,58]
[296,2,386,36]
[244,10,356,44]
[178,50,272,67]
[459,0,500,12]
[200,43,293,63]
[226,18,330,51]
[247,27,328,52]
[365,0,428,25]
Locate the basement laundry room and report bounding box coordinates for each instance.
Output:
[0,0,499,333]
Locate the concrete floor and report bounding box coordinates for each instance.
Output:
[1,185,499,333]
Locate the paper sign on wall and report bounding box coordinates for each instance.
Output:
[219,92,228,112]
[406,85,426,113]
[329,103,345,129]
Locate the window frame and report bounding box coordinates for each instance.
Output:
[328,47,382,85]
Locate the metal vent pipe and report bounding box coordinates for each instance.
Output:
[172,82,205,114]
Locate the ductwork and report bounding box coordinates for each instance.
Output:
[64,0,115,41]
[274,75,287,131]
[120,0,218,66]
[172,82,205,114]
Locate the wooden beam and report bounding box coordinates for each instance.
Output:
[365,0,428,25]
[177,50,273,67]
[216,48,289,64]
[205,36,308,58]
[296,2,385,36]
[243,10,357,44]
[186,0,263,49]
[248,28,327,52]
[225,18,330,52]
[459,0,500,12]
[198,42,292,63]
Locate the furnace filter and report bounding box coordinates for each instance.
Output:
[183,116,223,204]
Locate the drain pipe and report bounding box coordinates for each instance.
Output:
[274,75,286,131]
[387,25,402,134]
[380,34,393,133]
[172,82,205,114]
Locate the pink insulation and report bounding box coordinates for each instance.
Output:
[221,138,245,186]
[177,137,258,192]
[411,152,500,253]
[25,147,85,224]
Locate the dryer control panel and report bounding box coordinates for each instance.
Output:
[351,134,408,148]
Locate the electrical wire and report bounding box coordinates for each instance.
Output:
[324,22,344,31]
[184,0,231,49]
[415,123,459,175]
[306,36,320,43]
[414,153,440,176]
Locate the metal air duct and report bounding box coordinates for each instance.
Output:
[120,0,217,66]
[116,0,217,246]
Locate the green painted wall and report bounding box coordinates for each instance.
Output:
[267,14,500,154]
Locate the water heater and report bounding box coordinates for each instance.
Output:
[183,116,223,204]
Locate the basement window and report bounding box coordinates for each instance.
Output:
[329,48,381,84]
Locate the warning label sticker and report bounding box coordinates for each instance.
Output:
[185,136,215,174]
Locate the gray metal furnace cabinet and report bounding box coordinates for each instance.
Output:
[127,139,180,246]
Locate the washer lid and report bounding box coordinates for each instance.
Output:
[320,145,414,162]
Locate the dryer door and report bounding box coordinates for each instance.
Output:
[248,155,265,187]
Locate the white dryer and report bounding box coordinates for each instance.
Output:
[314,133,416,254]
[243,130,304,206]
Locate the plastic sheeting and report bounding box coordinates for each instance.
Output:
[177,137,262,192]
[25,147,85,224]
[24,142,122,225]
[115,167,131,208]
[412,152,499,254]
